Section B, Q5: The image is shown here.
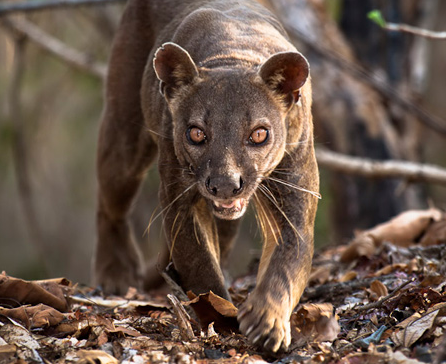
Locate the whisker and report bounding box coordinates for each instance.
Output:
[286,138,310,146]
[169,211,184,260]
[267,177,321,199]
[145,128,172,140]
[254,192,281,246]
[258,184,302,243]
[145,204,160,238]
[149,182,197,227]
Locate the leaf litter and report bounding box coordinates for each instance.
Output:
[0,209,445,363]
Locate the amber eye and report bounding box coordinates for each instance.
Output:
[186,126,206,145]
[249,127,269,145]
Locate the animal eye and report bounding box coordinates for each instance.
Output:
[249,127,269,145]
[186,126,206,145]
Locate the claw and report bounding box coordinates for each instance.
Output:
[252,333,263,345]
[245,324,255,336]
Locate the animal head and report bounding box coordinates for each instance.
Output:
[153,42,309,220]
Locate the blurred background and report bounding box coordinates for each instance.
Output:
[1,0,445,285]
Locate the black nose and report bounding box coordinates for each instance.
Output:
[205,175,244,197]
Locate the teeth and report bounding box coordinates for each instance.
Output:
[215,199,243,210]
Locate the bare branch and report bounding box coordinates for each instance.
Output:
[316,148,446,186]
[0,0,125,17]
[272,5,446,137]
[368,10,446,40]
[2,17,106,79]
[384,23,446,40]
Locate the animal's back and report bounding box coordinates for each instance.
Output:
[146,0,293,66]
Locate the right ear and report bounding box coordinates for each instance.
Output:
[153,42,199,99]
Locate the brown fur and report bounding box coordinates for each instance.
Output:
[94,0,319,353]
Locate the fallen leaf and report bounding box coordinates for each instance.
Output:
[392,302,446,347]
[0,272,71,312]
[309,265,332,285]
[368,209,443,246]
[340,271,358,282]
[374,261,418,276]
[0,344,16,363]
[368,280,388,301]
[384,287,446,312]
[340,209,443,263]
[0,304,64,329]
[420,218,446,246]
[390,351,426,364]
[185,291,239,333]
[78,349,118,364]
[0,323,43,362]
[420,274,445,287]
[340,234,376,263]
[291,303,340,346]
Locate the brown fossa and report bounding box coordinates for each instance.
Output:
[94,0,319,353]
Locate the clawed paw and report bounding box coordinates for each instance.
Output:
[238,294,291,353]
[94,252,144,295]
[96,266,143,295]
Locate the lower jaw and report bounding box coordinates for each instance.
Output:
[212,204,248,220]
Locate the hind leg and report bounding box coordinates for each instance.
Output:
[93,0,157,294]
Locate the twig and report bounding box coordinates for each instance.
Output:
[167,294,195,342]
[302,275,398,301]
[8,35,50,276]
[384,23,446,40]
[368,10,446,40]
[0,0,125,17]
[2,17,106,79]
[316,148,446,186]
[277,22,446,136]
[354,278,414,312]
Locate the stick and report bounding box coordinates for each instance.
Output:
[354,278,414,312]
[2,17,106,79]
[167,294,195,342]
[384,23,446,40]
[272,9,446,136]
[0,0,125,17]
[316,148,446,186]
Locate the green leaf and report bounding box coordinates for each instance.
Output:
[367,10,387,28]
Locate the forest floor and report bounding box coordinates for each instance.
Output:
[0,208,445,364]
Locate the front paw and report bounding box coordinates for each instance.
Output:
[94,246,144,295]
[95,261,143,295]
[238,292,291,353]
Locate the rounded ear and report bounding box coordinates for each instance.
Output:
[259,51,309,106]
[153,42,199,99]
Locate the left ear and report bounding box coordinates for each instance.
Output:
[259,51,309,106]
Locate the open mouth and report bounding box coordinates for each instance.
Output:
[212,198,247,220]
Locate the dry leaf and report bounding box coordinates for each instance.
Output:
[374,261,418,276]
[340,271,357,282]
[420,218,446,246]
[0,344,16,363]
[291,303,340,346]
[0,272,71,312]
[309,265,332,285]
[0,304,64,329]
[78,349,118,364]
[340,234,376,262]
[368,209,443,246]
[340,209,443,263]
[185,291,239,333]
[368,280,388,301]
[392,302,446,347]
